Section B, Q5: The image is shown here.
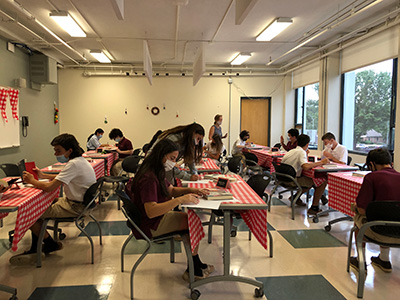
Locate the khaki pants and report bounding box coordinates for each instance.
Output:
[111,159,123,176]
[150,211,188,237]
[41,197,85,219]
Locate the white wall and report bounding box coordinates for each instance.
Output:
[58,70,284,152]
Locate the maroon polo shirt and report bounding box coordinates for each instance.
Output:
[282,140,298,151]
[356,167,400,210]
[117,137,133,158]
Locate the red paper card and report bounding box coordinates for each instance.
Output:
[25,161,38,180]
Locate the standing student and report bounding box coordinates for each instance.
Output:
[9,134,96,265]
[86,128,108,151]
[231,130,250,157]
[109,128,134,176]
[125,139,214,281]
[321,132,348,164]
[208,114,228,141]
[204,134,225,163]
[280,128,299,151]
[350,148,400,273]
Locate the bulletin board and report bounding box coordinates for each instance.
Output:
[0,87,20,149]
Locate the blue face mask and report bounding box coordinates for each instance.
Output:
[56,155,69,163]
[115,138,121,143]
[98,134,103,139]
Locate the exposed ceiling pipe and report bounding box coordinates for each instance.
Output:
[8,0,86,63]
[0,8,80,64]
[82,71,279,77]
[267,0,384,65]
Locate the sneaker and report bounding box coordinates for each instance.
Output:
[42,241,63,254]
[295,199,306,206]
[307,208,329,217]
[9,251,44,265]
[320,194,328,205]
[182,269,209,283]
[350,256,367,274]
[202,264,215,275]
[371,256,392,273]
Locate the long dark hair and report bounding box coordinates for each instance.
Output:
[158,123,205,164]
[211,133,223,153]
[87,128,104,142]
[133,139,179,197]
[51,134,83,159]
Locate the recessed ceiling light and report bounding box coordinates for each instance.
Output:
[231,52,252,65]
[49,11,86,37]
[256,18,293,41]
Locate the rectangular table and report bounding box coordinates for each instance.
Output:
[302,163,359,187]
[83,151,118,175]
[193,158,221,173]
[41,159,105,180]
[244,146,285,172]
[186,174,268,296]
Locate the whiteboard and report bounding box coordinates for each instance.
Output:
[0,88,20,149]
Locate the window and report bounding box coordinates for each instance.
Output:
[295,82,319,148]
[341,59,397,153]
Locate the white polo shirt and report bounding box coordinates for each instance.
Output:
[231,138,245,155]
[281,146,308,177]
[322,143,348,164]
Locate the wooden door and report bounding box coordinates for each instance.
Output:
[240,97,271,146]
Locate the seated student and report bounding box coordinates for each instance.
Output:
[350,148,400,273]
[10,134,96,265]
[126,139,214,281]
[109,128,134,176]
[204,134,225,163]
[280,128,299,151]
[149,123,205,183]
[231,130,250,157]
[321,132,348,164]
[86,128,108,151]
[281,134,330,214]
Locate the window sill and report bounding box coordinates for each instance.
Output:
[348,150,368,156]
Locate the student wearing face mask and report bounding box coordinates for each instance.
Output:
[109,128,134,176]
[86,128,108,151]
[208,114,228,141]
[321,132,348,164]
[10,134,96,265]
[231,130,250,157]
[280,128,299,151]
[125,139,214,281]
[149,123,205,183]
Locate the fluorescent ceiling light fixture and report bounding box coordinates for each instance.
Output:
[90,50,111,63]
[49,11,86,37]
[256,18,293,41]
[231,52,252,65]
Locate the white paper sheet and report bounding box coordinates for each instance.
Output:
[181,198,239,210]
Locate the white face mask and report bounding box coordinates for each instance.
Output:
[163,159,175,171]
[217,121,222,125]
[325,142,333,149]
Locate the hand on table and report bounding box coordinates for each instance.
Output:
[179,193,200,205]
[321,158,330,165]
[23,171,35,183]
[193,188,209,197]
[190,174,199,181]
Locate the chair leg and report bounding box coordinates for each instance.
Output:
[121,233,134,272]
[130,240,152,300]
[267,229,273,258]
[76,217,94,264]
[347,226,356,272]
[181,234,195,287]
[53,221,59,240]
[36,219,49,268]
[208,212,216,244]
[248,230,252,241]
[89,214,102,245]
[170,238,175,263]
[356,234,366,298]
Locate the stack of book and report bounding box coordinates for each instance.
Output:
[203,191,234,200]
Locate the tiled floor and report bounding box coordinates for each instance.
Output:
[0,191,399,300]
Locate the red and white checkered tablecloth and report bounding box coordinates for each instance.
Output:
[327,172,363,216]
[41,159,105,180]
[195,159,221,173]
[0,185,60,251]
[302,169,327,187]
[187,174,268,252]
[83,151,118,175]
[244,147,284,172]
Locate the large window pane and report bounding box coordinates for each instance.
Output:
[342,59,394,153]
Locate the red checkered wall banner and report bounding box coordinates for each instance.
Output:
[8,88,19,121]
[0,88,9,122]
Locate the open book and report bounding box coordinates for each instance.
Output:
[352,171,371,178]
[203,191,234,200]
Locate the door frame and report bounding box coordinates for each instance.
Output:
[240,96,272,146]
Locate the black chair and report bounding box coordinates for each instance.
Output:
[346,201,400,298]
[142,143,150,155]
[36,178,105,267]
[273,143,281,149]
[0,163,20,176]
[132,148,141,156]
[243,152,264,175]
[227,156,244,176]
[116,189,195,300]
[347,156,353,166]
[268,162,302,220]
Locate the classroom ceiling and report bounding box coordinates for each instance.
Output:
[0,0,399,74]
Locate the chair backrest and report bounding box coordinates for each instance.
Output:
[273,143,281,149]
[246,174,271,198]
[132,148,141,156]
[243,152,258,164]
[82,177,104,208]
[228,156,243,174]
[122,155,141,174]
[142,143,150,154]
[366,201,400,238]
[347,156,352,166]
[0,163,20,177]
[273,162,297,182]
